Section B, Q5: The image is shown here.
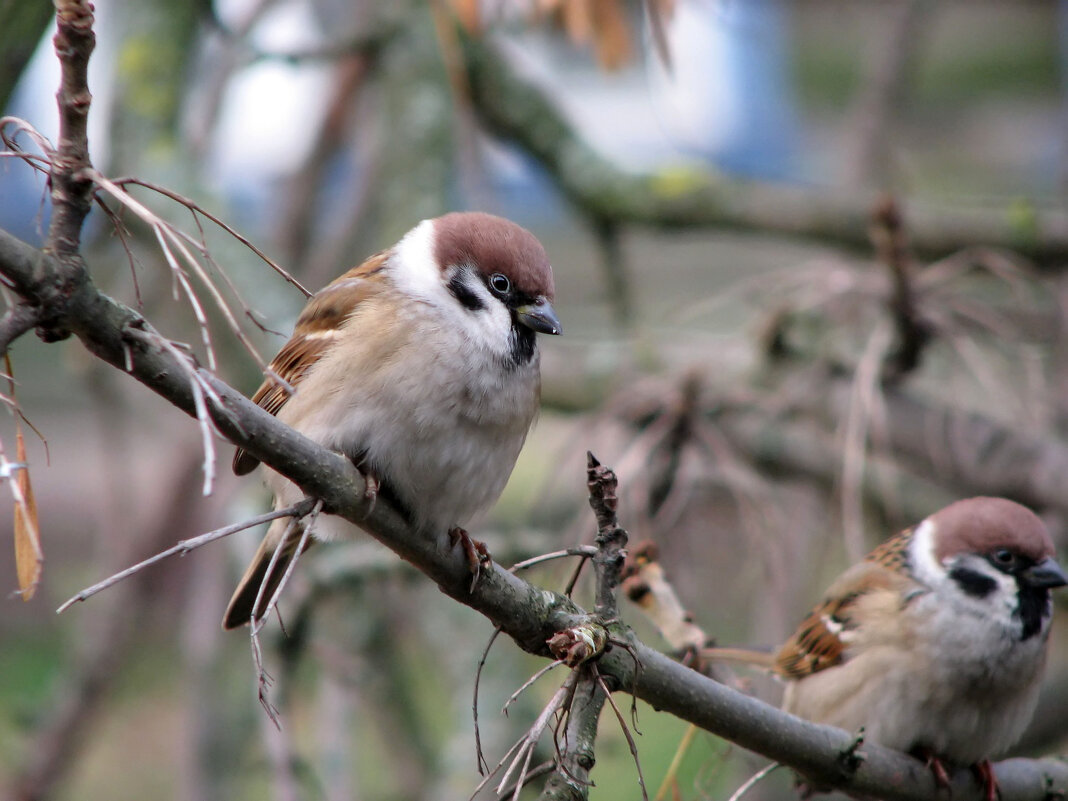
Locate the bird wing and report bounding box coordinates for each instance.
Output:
[232,250,390,475]
[774,529,917,680]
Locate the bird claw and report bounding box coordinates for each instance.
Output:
[973,760,1000,801]
[448,527,491,592]
[913,748,951,791]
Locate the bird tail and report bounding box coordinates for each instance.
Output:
[222,517,313,630]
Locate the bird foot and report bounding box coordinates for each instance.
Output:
[972,759,999,801]
[350,458,379,513]
[448,527,491,592]
[912,748,951,791]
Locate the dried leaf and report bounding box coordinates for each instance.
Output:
[448,0,481,33]
[13,421,42,600]
[561,0,593,45]
[590,0,631,71]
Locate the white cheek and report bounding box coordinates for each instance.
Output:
[909,518,943,586]
[388,221,514,355]
[389,218,440,303]
[911,518,1019,619]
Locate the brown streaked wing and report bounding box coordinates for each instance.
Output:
[232,251,390,475]
[865,526,914,573]
[773,560,902,680]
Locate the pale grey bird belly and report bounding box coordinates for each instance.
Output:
[266,341,540,540]
[783,597,1047,764]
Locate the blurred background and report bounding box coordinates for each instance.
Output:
[3,1,1068,799]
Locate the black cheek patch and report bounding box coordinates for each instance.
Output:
[448,271,486,312]
[948,566,998,598]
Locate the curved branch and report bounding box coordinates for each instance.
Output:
[457,27,1068,266]
[1,227,1065,801]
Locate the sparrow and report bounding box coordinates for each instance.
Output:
[709,497,1066,799]
[223,212,561,629]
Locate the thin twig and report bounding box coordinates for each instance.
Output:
[111,176,311,298]
[248,500,322,726]
[502,659,564,716]
[124,325,219,493]
[252,500,323,634]
[594,666,648,801]
[509,546,598,573]
[473,625,503,775]
[725,762,783,801]
[468,672,578,801]
[56,501,316,613]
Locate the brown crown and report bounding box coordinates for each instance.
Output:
[433,212,555,301]
[930,496,1054,563]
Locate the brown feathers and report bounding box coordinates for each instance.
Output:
[774,529,916,680]
[232,251,390,475]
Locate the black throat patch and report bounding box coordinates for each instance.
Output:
[507,321,537,367]
[1015,585,1051,641]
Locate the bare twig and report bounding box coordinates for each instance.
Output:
[249,501,322,725]
[112,176,311,299]
[122,323,224,494]
[510,546,598,573]
[586,452,627,619]
[469,671,579,801]
[473,625,503,775]
[56,500,317,613]
[725,762,783,801]
[502,660,565,717]
[594,666,648,801]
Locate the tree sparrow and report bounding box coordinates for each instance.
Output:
[713,497,1066,798]
[223,212,561,629]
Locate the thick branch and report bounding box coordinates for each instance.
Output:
[48,1,96,262]
[1,228,1065,801]
[620,642,1066,801]
[538,673,605,801]
[457,29,1068,266]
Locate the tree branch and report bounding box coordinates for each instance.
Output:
[457,27,1068,266]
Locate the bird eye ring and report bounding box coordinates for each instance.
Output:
[489,273,511,295]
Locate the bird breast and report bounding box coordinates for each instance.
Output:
[266,295,541,537]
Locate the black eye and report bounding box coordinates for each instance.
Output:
[991,549,1016,568]
[489,273,511,295]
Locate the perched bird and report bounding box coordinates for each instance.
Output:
[223,212,561,629]
[710,497,1066,798]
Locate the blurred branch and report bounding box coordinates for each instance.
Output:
[0,1,54,112]
[844,0,932,188]
[456,27,1068,266]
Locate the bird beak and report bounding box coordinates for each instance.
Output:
[1021,556,1068,589]
[516,298,562,336]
